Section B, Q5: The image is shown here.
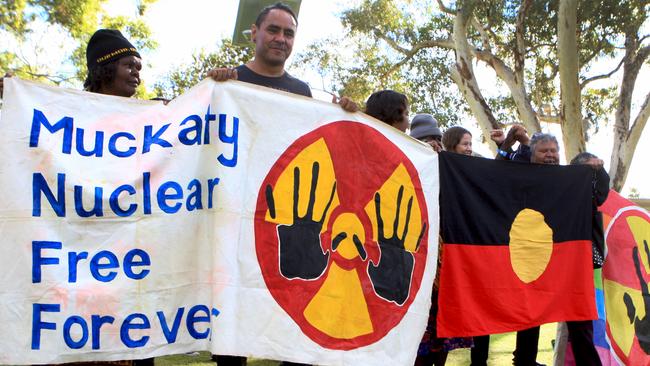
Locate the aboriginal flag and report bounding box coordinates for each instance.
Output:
[437,152,597,337]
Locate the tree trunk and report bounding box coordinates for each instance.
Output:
[473,50,541,134]
[450,1,499,149]
[557,0,585,161]
[610,90,650,191]
[609,30,650,191]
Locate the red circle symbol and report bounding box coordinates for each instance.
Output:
[254,121,429,349]
[603,206,650,364]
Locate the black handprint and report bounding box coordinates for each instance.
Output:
[623,239,650,354]
[332,233,367,260]
[268,161,336,280]
[368,186,426,305]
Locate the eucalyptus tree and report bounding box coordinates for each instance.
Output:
[297,0,649,191]
[154,40,254,100]
[1,0,157,96]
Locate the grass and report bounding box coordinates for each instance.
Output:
[155,323,557,366]
[156,353,277,366]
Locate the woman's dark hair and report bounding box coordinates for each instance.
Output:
[83,60,117,92]
[365,90,408,126]
[442,126,471,151]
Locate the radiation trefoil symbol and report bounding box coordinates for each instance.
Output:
[603,205,650,365]
[254,121,429,349]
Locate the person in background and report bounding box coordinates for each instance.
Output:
[1,28,145,105]
[364,89,410,132]
[208,2,357,112]
[442,126,472,156]
[409,114,443,152]
[472,133,562,366]
[0,72,12,99]
[85,28,153,366]
[564,151,608,366]
[569,152,608,271]
[490,124,531,162]
[3,28,157,366]
[209,5,327,366]
[410,115,473,366]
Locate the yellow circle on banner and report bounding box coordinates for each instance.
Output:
[509,208,553,283]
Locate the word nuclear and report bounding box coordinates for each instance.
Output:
[33,171,220,217]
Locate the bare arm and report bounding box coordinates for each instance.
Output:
[207,68,238,82]
[0,72,13,98]
[332,95,359,113]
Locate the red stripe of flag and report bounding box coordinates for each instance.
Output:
[437,240,597,337]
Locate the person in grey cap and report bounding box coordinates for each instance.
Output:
[410,113,443,152]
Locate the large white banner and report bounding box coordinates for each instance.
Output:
[0,78,439,365]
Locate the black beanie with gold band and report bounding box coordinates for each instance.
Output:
[86,29,141,69]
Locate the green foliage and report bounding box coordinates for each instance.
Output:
[71,14,158,82]
[296,2,464,126]
[300,0,647,132]
[0,0,29,34]
[36,0,103,39]
[582,86,617,135]
[1,0,157,89]
[295,0,474,125]
[154,40,254,100]
[628,187,640,200]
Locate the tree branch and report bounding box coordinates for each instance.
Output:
[373,29,410,54]
[382,54,417,80]
[514,0,532,82]
[379,37,455,79]
[580,38,614,66]
[580,57,624,88]
[20,70,74,85]
[373,29,454,55]
[436,0,455,15]
[634,44,650,66]
[470,17,492,52]
[538,114,561,124]
[527,42,556,53]
[470,47,541,132]
[558,0,585,159]
[629,90,650,142]
[370,28,455,80]
[610,90,650,190]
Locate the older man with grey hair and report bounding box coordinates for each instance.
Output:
[473,132,603,366]
[488,130,559,164]
[529,133,560,165]
[517,133,602,366]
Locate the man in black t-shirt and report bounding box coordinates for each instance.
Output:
[210,5,342,366]
[234,63,311,97]
[208,2,356,111]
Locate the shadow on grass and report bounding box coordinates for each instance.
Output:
[155,352,280,366]
[446,323,557,366]
[152,324,557,366]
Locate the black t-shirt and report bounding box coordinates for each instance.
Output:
[235,65,312,97]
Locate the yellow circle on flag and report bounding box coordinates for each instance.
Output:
[509,208,553,283]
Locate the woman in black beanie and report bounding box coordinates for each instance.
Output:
[85,29,153,366]
[84,29,142,98]
[1,29,141,100]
